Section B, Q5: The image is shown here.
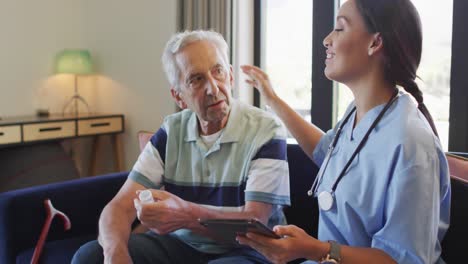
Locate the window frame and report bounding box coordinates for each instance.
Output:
[253,0,261,107]
[449,0,468,152]
[254,1,335,131]
[310,1,335,131]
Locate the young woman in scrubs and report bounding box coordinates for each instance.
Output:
[238,0,450,263]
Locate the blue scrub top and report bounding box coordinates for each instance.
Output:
[312,92,450,264]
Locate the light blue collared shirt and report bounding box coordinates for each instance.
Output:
[312,92,450,264]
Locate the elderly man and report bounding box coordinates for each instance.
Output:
[72,30,290,264]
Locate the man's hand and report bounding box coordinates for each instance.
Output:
[133,189,273,239]
[133,190,194,234]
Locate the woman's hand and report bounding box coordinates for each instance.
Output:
[241,65,278,106]
[236,225,328,264]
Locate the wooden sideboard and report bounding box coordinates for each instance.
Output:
[0,113,125,175]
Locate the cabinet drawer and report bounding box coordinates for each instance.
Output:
[0,125,21,144]
[78,117,123,136]
[23,121,76,142]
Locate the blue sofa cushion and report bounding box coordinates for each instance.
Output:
[0,172,127,264]
[16,235,94,264]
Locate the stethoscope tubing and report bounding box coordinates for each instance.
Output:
[307,90,399,198]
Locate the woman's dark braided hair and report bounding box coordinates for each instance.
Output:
[355,0,439,137]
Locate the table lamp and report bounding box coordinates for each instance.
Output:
[55,49,94,116]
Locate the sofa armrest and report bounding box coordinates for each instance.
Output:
[441,177,468,262]
[0,172,128,264]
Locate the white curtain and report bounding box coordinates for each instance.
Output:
[179,0,233,53]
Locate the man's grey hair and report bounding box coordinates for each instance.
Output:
[161,30,230,90]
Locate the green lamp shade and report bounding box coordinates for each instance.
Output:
[55,49,94,74]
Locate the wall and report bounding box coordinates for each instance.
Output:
[0,0,178,173]
[81,0,178,171]
[232,0,255,104]
[0,0,85,116]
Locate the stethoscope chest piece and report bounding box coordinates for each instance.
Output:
[318,191,334,211]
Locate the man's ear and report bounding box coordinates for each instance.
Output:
[170,87,187,109]
[368,33,384,56]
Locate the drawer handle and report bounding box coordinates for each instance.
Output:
[0,132,4,136]
[39,127,62,132]
[90,122,110,127]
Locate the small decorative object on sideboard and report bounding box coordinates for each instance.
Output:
[36,109,50,117]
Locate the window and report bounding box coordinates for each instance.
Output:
[334,0,453,150]
[254,0,466,151]
[449,0,468,152]
[413,0,453,150]
[260,0,312,120]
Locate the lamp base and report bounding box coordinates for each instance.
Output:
[63,95,90,116]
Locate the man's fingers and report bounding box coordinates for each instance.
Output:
[135,189,168,202]
[150,189,170,200]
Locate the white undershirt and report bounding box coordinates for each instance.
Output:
[200,130,222,149]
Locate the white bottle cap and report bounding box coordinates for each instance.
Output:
[139,190,154,204]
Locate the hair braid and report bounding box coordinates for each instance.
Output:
[400,79,439,137]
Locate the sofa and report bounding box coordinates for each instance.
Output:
[0,144,466,263]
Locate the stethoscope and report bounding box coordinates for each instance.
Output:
[307,90,399,211]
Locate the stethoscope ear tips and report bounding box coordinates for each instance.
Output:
[307,190,313,197]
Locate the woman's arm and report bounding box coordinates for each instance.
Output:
[241,65,324,158]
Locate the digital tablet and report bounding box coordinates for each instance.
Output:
[198,218,280,244]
